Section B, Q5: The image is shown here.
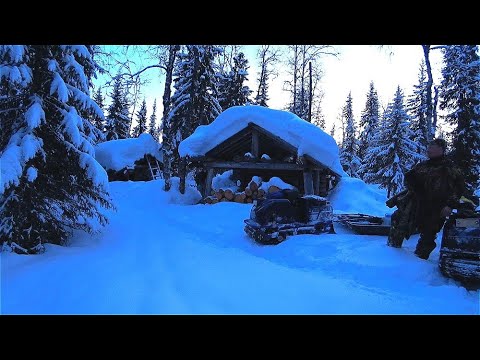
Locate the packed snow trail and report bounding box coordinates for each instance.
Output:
[1,180,478,314]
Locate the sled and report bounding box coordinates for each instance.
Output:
[335,213,391,236]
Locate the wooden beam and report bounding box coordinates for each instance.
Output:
[303,170,314,195]
[202,161,316,171]
[303,153,343,178]
[249,123,298,154]
[251,129,259,158]
[314,170,320,195]
[204,168,214,198]
[205,126,251,158]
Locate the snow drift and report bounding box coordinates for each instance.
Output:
[329,176,392,217]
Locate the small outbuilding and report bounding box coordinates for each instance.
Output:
[95,133,163,181]
[178,105,346,197]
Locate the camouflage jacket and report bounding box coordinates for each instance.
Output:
[404,156,465,210]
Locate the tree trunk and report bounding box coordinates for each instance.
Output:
[293,45,298,113]
[162,45,180,191]
[179,157,186,194]
[422,45,434,142]
[308,61,313,122]
[256,48,266,102]
[433,85,439,137]
[300,47,306,118]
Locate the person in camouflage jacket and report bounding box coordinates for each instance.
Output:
[386,138,465,260]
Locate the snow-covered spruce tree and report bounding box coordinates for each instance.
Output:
[92,86,105,132]
[0,45,113,254]
[166,45,222,178]
[360,107,390,184]
[364,86,423,198]
[148,99,159,141]
[407,60,429,154]
[357,81,380,173]
[105,75,130,140]
[217,52,252,111]
[131,98,147,138]
[439,45,480,196]
[339,92,361,177]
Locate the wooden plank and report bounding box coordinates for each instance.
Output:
[314,170,320,195]
[303,170,314,195]
[251,128,259,158]
[204,168,214,198]
[202,161,317,171]
[205,126,252,158]
[249,123,298,154]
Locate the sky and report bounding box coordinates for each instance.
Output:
[94,45,444,142]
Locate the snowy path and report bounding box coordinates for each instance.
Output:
[1,181,479,314]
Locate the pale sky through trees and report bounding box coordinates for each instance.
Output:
[94,45,444,143]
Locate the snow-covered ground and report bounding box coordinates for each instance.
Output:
[1,178,478,314]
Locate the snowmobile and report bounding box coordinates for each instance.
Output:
[439,198,480,290]
[244,188,335,245]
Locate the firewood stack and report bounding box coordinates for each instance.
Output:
[203,177,283,204]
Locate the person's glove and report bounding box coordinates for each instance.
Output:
[440,206,453,218]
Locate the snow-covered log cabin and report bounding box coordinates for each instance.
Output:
[178,106,346,197]
[95,133,163,181]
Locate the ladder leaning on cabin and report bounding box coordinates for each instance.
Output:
[145,154,163,180]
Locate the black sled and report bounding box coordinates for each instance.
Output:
[439,200,480,290]
[244,189,335,245]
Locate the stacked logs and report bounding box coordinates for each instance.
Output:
[203,178,282,204]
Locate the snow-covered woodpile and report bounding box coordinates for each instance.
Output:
[202,173,296,204]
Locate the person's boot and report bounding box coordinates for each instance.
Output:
[414,234,436,260]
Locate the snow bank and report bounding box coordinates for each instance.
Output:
[178,105,346,177]
[94,133,162,171]
[163,177,202,205]
[328,177,392,217]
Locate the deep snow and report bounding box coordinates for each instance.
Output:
[1,178,478,314]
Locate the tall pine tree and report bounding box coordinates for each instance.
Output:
[339,92,361,177]
[407,60,429,154]
[92,87,105,131]
[0,45,113,254]
[358,81,380,177]
[105,76,130,140]
[217,52,252,110]
[148,99,159,141]
[165,45,222,177]
[254,46,280,107]
[439,45,480,195]
[131,98,147,137]
[363,86,423,197]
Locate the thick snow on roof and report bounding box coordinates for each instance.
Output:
[94,133,162,171]
[179,105,347,177]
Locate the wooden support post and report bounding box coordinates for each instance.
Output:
[314,170,320,195]
[251,129,259,158]
[319,173,328,197]
[204,168,214,198]
[303,169,314,195]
